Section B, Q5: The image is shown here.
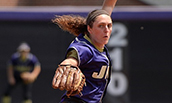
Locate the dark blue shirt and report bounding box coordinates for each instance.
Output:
[8,52,40,75]
[62,34,112,103]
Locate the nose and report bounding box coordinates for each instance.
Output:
[104,25,109,32]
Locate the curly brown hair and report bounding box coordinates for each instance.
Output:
[52,15,87,36]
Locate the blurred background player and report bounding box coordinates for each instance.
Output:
[1,42,41,103]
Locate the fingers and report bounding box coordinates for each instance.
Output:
[66,69,75,91]
[52,66,64,89]
[59,67,70,90]
[73,70,80,91]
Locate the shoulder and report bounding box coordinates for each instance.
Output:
[67,35,94,65]
[11,52,20,60]
[68,37,93,56]
[69,34,93,52]
[27,53,39,61]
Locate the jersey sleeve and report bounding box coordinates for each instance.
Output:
[30,54,41,67]
[66,49,78,60]
[7,53,19,67]
[7,58,13,67]
[67,45,93,66]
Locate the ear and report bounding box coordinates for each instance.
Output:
[87,25,92,34]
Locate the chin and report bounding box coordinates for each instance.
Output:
[105,40,109,44]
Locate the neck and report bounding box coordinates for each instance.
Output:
[84,35,104,52]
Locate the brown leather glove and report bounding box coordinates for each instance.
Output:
[52,64,86,98]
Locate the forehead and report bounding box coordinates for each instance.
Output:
[94,14,112,24]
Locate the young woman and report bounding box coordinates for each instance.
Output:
[2,42,41,103]
[52,0,117,103]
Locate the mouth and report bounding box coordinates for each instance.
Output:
[103,36,108,39]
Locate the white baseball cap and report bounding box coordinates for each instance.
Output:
[17,42,31,52]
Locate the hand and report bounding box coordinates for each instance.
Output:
[8,77,15,85]
[20,72,36,84]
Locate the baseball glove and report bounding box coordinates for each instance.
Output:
[52,64,86,98]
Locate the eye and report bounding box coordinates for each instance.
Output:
[107,24,112,28]
[99,24,104,28]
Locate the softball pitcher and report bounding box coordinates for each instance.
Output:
[52,0,117,103]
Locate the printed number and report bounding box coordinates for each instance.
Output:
[107,23,128,96]
[108,23,128,47]
[107,72,128,96]
[110,48,122,71]
[92,66,109,79]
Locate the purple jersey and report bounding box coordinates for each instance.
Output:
[8,52,40,75]
[62,34,112,103]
